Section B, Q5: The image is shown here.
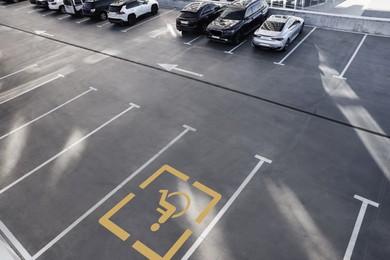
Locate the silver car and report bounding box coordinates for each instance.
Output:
[252,15,304,51]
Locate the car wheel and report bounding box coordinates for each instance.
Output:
[299,22,305,34]
[127,14,136,25]
[283,38,290,51]
[233,31,242,44]
[99,11,107,21]
[151,4,158,15]
[59,5,66,14]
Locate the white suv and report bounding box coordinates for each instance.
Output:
[108,0,159,25]
[48,0,66,13]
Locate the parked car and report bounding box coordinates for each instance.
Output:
[206,0,268,44]
[36,0,49,8]
[252,15,304,51]
[107,0,159,25]
[82,0,117,21]
[176,1,227,33]
[48,0,66,13]
[30,0,37,4]
[64,0,84,16]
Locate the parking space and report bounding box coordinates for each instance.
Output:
[0,1,390,259]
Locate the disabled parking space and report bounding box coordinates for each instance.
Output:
[0,4,390,260]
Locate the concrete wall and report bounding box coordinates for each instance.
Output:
[158,0,390,36]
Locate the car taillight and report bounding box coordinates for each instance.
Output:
[117,11,125,14]
[271,37,284,41]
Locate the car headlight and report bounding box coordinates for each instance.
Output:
[90,8,95,12]
[223,30,235,35]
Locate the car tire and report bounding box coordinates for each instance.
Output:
[59,5,66,14]
[151,4,158,15]
[127,14,136,25]
[99,11,107,21]
[283,38,290,51]
[233,31,242,44]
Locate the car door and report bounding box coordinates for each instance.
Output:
[138,0,149,15]
[200,5,212,24]
[242,6,254,35]
[289,19,302,39]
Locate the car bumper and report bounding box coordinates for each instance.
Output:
[252,37,285,50]
[108,18,125,24]
[36,1,48,7]
[48,3,60,10]
[108,13,126,23]
[176,23,199,32]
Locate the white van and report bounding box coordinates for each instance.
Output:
[64,0,84,16]
[48,0,66,13]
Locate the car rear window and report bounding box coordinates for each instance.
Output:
[220,8,244,20]
[179,11,198,19]
[109,5,122,12]
[261,21,285,32]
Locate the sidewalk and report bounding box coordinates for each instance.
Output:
[306,0,390,18]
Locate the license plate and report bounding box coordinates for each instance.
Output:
[211,35,220,39]
[260,43,270,47]
[181,21,188,25]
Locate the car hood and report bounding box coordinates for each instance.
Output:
[209,18,240,30]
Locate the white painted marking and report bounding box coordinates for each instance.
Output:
[76,18,89,24]
[343,194,379,260]
[15,5,32,11]
[333,34,367,80]
[0,220,32,260]
[183,35,202,45]
[97,22,110,28]
[0,74,64,105]
[34,30,54,37]
[0,64,37,81]
[121,9,176,33]
[27,9,40,13]
[0,103,139,196]
[158,63,203,77]
[274,27,317,66]
[31,124,195,260]
[182,155,272,260]
[150,28,169,38]
[0,87,97,141]
[58,14,70,20]
[224,39,248,54]
[42,11,56,17]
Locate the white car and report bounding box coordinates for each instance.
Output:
[48,0,66,13]
[64,0,84,16]
[108,0,159,25]
[252,15,304,51]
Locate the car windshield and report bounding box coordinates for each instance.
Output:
[179,11,198,19]
[261,21,285,32]
[220,8,244,20]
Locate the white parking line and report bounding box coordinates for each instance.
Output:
[27,9,40,14]
[0,220,32,260]
[0,64,37,80]
[0,87,97,141]
[97,22,110,28]
[0,103,140,197]
[76,18,89,24]
[121,9,176,33]
[150,28,169,38]
[58,14,70,20]
[182,155,272,260]
[15,5,32,11]
[224,39,248,54]
[183,35,202,45]
[31,124,196,260]
[42,11,57,17]
[274,27,317,66]
[0,74,64,105]
[343,195,379,260]
[333,34,367,80]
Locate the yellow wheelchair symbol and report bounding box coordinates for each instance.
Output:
[150,190,191,232]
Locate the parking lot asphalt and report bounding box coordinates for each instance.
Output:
[0,1,389,260]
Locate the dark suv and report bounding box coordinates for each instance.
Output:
[82,0,116,21]
[206,0,268,43]
[176,1,226,33]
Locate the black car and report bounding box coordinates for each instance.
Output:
[176,1,226,33]
[206,0,269,43]
[82,0,117,21]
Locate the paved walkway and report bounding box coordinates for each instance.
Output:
[306,0,390,18]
